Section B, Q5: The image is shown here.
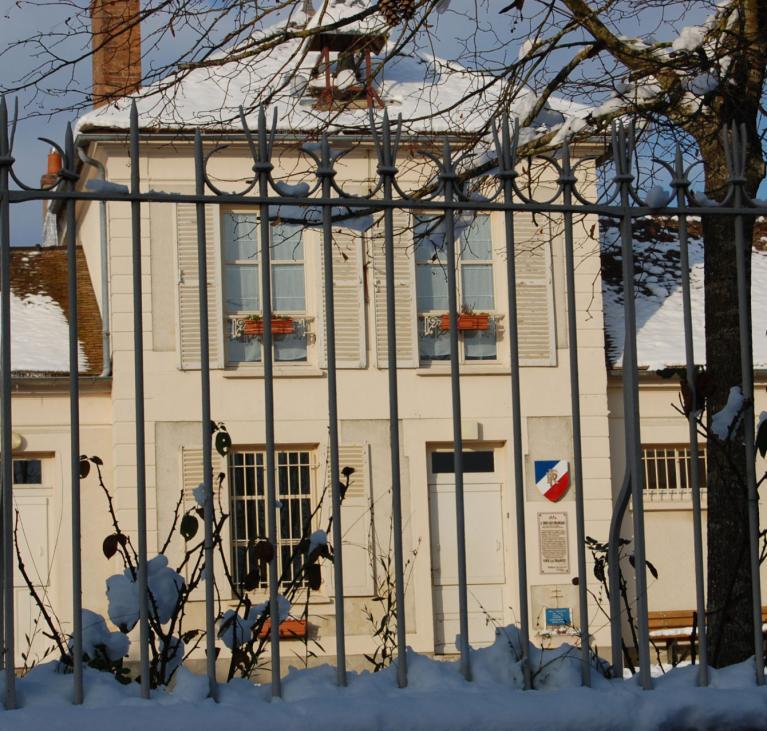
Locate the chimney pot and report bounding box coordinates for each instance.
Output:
[47,151,62,176]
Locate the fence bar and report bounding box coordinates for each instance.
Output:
[65,121,85,705]
[376,112,408,688]
[319,134,347,686]
[673,147,708,685]
[560,142,590,686]
[608,471,631,676]
[727,125,764,685]
[441,140,471,681]
[193,131,219,701]
[497,117,531,688]
[613,124,651,689]
[0,97,16,709]
[254,109,282,697]
[128,103,151,699]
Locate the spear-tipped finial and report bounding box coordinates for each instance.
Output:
[0,96,8,156]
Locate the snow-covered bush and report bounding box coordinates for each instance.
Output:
[218,595,290,649]
[107,555,185,631]
[75,609,132,684]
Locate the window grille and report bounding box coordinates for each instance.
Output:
[641,444,707,499]
[229,449,314,589]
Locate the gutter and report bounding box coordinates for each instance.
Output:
[11,375,112,393]
[74,129,475,148]
[76,146,112,378]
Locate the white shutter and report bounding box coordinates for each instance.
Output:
[317,229,366,368]
[513,213,556,365]
[180,446,231,599]
[325,444,374,597]
[175,202,223,369]
[372,211,418,368]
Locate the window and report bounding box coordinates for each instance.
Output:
[223,213,309,364]
[415,214,498,362]
[229,449,314,590]
[641,444,707,498]
[431,451,495,474]
[13,459,42,485]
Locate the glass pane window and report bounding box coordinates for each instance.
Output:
[13,459,42,485]
[229,449,314,590]
[224,213,308,364]
[431,450,495,474]
[415,213,497,362]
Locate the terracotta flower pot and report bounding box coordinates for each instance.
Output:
[439,313,490,331]
[258,618,307,639]
[242,317,294,336]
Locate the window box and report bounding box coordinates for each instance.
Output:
[242,316,295,337]
[257,618,307,640]
[439,313,491,332]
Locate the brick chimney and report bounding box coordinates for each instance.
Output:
[91,0,142,108]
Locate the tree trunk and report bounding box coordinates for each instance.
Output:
[700,138,758,667]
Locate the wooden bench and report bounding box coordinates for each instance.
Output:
[648,607,767,665]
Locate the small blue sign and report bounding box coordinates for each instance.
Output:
[545,607,572,627]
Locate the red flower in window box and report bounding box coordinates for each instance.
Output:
[257,618,307,640]
[439,313,490,332]
[242,317,294,336]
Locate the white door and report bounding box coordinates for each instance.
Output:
[428,450,505,653]
[13,496,50,668]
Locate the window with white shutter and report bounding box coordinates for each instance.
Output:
[324,444,374,597]
[371,211,418,368]
[179,446,231,599]
[317,228,367,369]
[512,213,556,365]
[175,202,223,370]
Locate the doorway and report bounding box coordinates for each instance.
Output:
[428,448,506,653]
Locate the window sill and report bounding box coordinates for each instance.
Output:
[219,591,333,607]
[416,363,510,377]
[223,365,325,379]
[632,491,708,511]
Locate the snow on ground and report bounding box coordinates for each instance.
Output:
[3,629,767,730]
[601,218,767,370]
[10,291,88,373]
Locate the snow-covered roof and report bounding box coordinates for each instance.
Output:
[8,247,102,376]
[76,3,588,137]
[601,218,767,371]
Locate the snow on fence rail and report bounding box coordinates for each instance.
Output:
[0,93,764,707]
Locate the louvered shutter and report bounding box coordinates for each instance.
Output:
[317,229,366,368]
[324,444,374,597]
[512,213,556,365]
[175,202,223,369]
[180,446,231,599]
[372,211,418,368]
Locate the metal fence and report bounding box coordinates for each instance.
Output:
[0,93,763,707]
